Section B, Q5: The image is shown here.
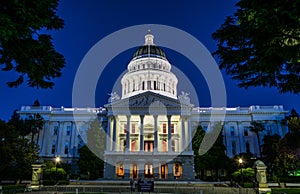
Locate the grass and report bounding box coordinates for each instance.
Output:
[272,188,300,194]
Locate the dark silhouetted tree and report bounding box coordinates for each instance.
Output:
[249,121,265,159]
[78,118,105,179]
[212,0,300,94]
[0,0,65,88]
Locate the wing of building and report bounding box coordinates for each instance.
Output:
[18,32,288,180]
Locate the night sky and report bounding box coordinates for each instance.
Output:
[0,0,299,121]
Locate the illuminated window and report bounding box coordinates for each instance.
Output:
[144,141,153,152]
[144,163,153,178]
[163,124,167,133]
[162,140,167,152]
[131,140,136,152]
[116,163,124,177]
[174,162,182,178]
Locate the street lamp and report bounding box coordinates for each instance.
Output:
[238,158,244,187]
[55,157,60,185]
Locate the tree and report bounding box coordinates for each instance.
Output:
[192,123,231,180]
[212,0,300,94]
[0,115,40,181]
[0,0,65,88]
[249,121,265,159]
[262,134,281,175]
[78,118,105,179]
[274,137,299,177]
[8,108,44,144]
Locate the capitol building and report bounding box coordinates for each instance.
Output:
[18,32,287,180]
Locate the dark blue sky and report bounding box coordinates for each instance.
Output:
[0,0,299,121]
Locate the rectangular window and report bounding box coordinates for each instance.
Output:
[51,141,56,154]
[131,140,136,152]
[123,139,126,151]
[163,124,167,134]
[154,81,157,90]
[171,124,174,134]
[162,140,167,152]
[230,126,235,136]
[232,141,236,155]
[66,126,71,136]
[144,141,154,152]
[53,126,58,136]
[244,127,249,136]
[117,164,124,177]
[172,139,175,152]
[64,142,69,154]
[246,142,250,153]
[131,124,135,133]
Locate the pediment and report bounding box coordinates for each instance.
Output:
[106,91,192,108]
[104,91,194,115]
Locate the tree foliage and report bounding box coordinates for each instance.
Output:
[249,121,265,159]
[192,123,231,180]
[262,110,300,177]
[0,0,65,88]
[78,118,105,179]
[0,113,40,181]
[212,0,300,94]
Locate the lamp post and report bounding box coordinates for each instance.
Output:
[238,158,244,187]
[55,157,60,185]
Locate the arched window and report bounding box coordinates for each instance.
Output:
[173,162,182,179]
[116,163,124,178]
[144,163,153,178]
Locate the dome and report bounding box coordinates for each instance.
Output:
[132,30,167,60]
[121,31,178,100]
[132,45,166,59]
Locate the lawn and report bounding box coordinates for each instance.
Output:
[272,188,300,194]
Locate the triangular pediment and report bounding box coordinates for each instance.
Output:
[104,91,193,115]
[106,91,191,108]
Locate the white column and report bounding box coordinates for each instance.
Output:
[181,116,186,152]
[167,115,172,153]
[57,121,64,156]
[126,115,131,152]
[154,115,158,152]
[71,121,76,156]
[112,115,117,151]
[187,117,192,151]
[140,115,144,152]
[237,122,244,153]
[106,116,111,151]
[39,121,47,155]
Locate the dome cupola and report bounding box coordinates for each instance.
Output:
[121,31,178,99]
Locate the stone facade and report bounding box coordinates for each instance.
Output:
[18,32,288,180]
